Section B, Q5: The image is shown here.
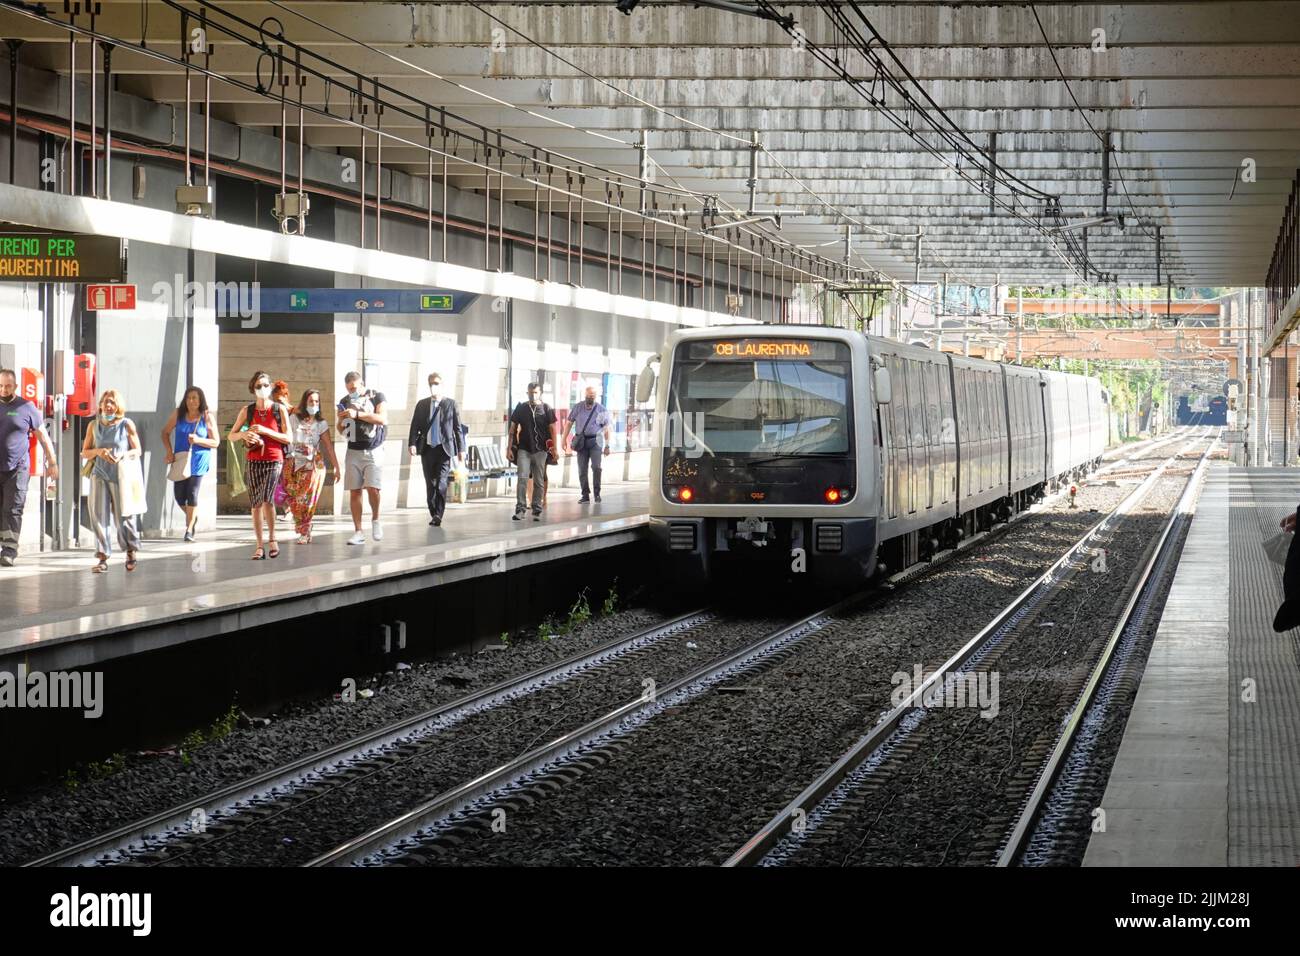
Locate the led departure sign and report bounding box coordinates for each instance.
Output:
[714,341,812,358]
[0,233,125,283]
[687,338,848,361]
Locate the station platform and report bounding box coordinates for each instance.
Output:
[1085,465,1300,866]
[0,482,648,674]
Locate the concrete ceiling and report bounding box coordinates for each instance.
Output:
[4,1,1299,287]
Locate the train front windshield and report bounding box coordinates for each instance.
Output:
[666,338,852,456]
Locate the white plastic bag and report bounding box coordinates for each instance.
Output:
[1264,531,1291,567]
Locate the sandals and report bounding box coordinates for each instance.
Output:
[92,554,108,573]
[125,553,138,573]
[251,547,266,560]
[268,542,280,559]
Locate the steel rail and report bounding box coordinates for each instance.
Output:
[306,438,1175,868]
[996,434,1219,865]
[305,593,872,866]
[723,429,1211,866]
[24,607,714,867]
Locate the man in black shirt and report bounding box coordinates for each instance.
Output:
[507,382,556,521]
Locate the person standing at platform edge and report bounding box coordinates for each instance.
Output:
[228,371,292,560]
[80,389,143,573]
[507,382,556,522]
[0,368,59,568]
[161,386,218,542]
[408,372,464,527]
[337,371,388,545]
[563,384,612,504]
[285,388,340,544]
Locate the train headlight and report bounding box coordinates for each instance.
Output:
[824,487,842,504]
[678,486,695,502]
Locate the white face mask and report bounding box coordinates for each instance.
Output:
[306,404,320,416]
[429,384,441,399]
[255,385,271,399]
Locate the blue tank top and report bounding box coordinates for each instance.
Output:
[173,414,211,476]
[91,417,133,482]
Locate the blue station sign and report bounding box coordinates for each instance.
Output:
[217,287,477,315]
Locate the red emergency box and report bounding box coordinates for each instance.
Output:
[70,353,97,417]
[21,368,44,475]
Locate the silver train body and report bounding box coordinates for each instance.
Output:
[646,326,1108,584]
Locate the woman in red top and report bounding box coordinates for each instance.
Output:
[227,370,291,559]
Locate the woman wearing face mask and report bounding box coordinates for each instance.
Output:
[284,388,340,543]
[80,389,143,572]
[227,370,291,559]
[270,380,293,523]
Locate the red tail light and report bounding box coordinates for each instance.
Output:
[679,486,694,502]
[824,487,841,503]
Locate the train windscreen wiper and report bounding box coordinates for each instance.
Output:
[743,452,833,466]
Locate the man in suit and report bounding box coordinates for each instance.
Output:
[408,372,464,526]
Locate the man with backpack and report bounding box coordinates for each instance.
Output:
[507,382,556,522]
[336,371,388,545]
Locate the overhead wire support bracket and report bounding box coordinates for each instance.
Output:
[746,129,760,215]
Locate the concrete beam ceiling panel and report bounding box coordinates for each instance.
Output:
[3,0,1298,285]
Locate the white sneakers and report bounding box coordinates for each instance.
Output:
[346,521,382,545]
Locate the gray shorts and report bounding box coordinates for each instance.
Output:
[344,447,384,490]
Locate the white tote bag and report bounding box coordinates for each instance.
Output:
[167,449,192,481]
[117,456,149,517]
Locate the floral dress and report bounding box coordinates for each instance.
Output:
[283,413,330,535]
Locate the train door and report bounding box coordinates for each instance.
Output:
[993,371,1008,490]
[973,371,987,495]
[943,358,960,509]
[905,358,923,514]
[888,355,910,517]
[965,369,978,497]
[933,361,952,506]
[921,360,937,511]
[1002,369,1015,488]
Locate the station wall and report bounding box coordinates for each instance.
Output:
[0,58,784,539]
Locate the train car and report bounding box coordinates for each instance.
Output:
[1206,395,1228,426]
[641,326,1107,586]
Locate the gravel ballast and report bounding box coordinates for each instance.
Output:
[379,462,1190,865]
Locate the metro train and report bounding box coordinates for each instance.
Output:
[1177,394,1228,427]
[639,326,1109,585]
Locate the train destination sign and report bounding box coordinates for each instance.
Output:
[688,339,848,361]
[0,232,125,283]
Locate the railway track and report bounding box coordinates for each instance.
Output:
[725,429,1216,867]
[307,430,1213,867]
[28,428,1209,868]
[26,607,725,866]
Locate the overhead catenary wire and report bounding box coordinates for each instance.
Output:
[460,0,926,280]
[213,0,881,290]
[750,0,1097,284]
[1027,4,1163,254]
[256,0,889,291]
